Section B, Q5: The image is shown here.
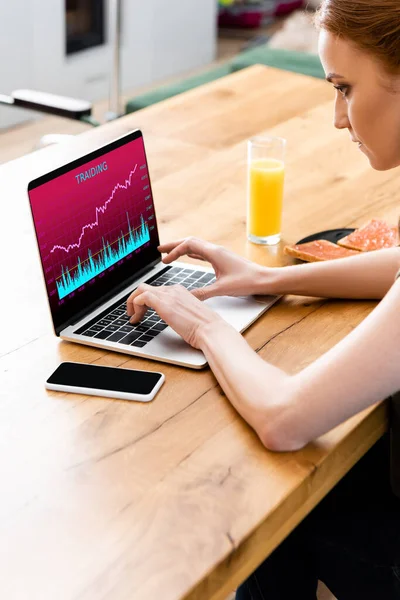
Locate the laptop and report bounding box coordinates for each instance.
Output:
[28,130,279,369]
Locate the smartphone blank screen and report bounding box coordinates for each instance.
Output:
[47,362,163,395]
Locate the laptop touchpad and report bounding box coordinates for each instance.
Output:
[204,295,276,332]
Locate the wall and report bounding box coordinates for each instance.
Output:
[0,0,217,130]
[0,2,35,129]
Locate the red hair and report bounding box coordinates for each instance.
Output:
[315,0,400,73]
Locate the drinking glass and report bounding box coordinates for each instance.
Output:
[247,136,286,245]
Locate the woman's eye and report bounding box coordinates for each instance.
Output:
[334,85,349,98]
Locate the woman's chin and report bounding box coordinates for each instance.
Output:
[365,152,398,172]
[368,158,388,171]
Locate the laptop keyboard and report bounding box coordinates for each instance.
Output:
[74,267,216,349]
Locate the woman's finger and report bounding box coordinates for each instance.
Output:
[157,240,186,253]
[162,253,205,263]
[186,253,206,261]
[126,283,151,316]
[160,238,215,265]
[129,290,160,323]
[191,281,221,301]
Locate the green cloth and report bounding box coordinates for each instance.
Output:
[230,46,325,79]
[125,65,232,114]
[125,47,325,114]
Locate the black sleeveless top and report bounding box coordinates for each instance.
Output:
[390,270,400,497]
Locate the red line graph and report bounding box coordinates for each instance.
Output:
[50,164,138,254]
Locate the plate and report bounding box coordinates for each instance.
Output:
[296,228,356,245]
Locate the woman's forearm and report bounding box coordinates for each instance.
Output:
[198,276,400,452]
[263,247,400,300]
[198,321,295,450]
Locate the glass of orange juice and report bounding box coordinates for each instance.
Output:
[247,136,286,245]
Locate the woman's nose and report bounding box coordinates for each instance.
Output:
[334,96,350,130]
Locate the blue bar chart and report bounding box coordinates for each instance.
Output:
[56,214,150,299]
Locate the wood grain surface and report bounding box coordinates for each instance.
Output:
[0,66,392,600]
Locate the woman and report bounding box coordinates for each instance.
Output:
[127,1,400,597]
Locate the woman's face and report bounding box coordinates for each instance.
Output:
[319,30,400,171]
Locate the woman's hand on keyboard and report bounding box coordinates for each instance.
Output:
[158,237,268,300]
[126,283,226,349]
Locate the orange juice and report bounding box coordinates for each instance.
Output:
[248,158,285,239]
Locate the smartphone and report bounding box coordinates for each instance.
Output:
[46,362,165,402]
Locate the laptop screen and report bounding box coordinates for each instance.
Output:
[28,130,161,334]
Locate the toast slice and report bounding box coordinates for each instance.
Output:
[337,218,399,252]
[284,239,360,262]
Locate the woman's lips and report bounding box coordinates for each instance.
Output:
[350,135,365,151]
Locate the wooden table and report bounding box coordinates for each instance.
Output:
[0,65,395,600]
